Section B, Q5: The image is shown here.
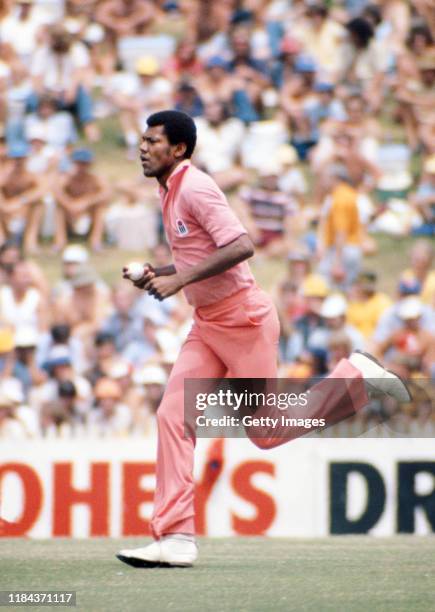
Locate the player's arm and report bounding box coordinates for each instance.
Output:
[145,234,254,301]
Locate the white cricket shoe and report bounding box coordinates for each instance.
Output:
[116,535,198,568]
[160,535,198,567]
[349,351,412,403]
[116,540,161,568]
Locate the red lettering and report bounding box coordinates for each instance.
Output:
[122,463,155,536]
[53,463,109,536]
[194,439,225,535]
[0,463,43,537]
[231,461,276,535]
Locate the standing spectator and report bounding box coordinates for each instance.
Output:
[317,171,364,289]
[0,0,45,63]
[53,149,109,251]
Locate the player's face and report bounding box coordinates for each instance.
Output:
[140,126,177,178]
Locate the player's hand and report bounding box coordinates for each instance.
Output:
[145,273,184,301]
[122,263,156,288]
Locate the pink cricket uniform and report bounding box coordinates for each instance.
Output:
[150,161,368,539]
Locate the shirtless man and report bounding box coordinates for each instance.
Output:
[53,149,109,252]
[96,0,155,41]
[0,143,45,253]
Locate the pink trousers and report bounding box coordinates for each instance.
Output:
[150,286,368,538]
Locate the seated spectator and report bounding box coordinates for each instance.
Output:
[95,0,155,43]
[29,25,98,141]
[52,244,90,298]
[0,0,45,64]
[0,260,48,331]
[347,271,392,339]
[271,36,302,89]
[87,377,132,436]
[284,274,329,363]
[24,95,77,153]
[343,17,390,111]
[411,156,435,238]
[372,277,435,352]
[292,2,346,80]
[85,331,119,386]
[0,384,28,438]
[0,327,27,396]
[163,37,204,83]
[175,80,204,117]
[31,345,92,417]
[400,240,435,306]
[276,145,308,204]
[308,293,364,353]
[36,323,87,376]
[0,143,45,253]
[395,52,435,151]
[101,282,143,352]
[14,325,47,397]
[238,163,299,256]
[0,238,48,297]
[376,296,435,377]
[122,314,162,367]
[326,330,353,372]
[280,56,318,161]
[194,99,246,191]
[53,265,113,349]
[40,379,84,436]
[130,364,166,435]
[313,93,381,167]
[313,130,380,206]
[317,170,364,289]
[53,149,109,251]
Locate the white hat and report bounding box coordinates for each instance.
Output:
[15,326,39,347]
[398,296,423,320]
[133,365,167,386]
[62,244,89,264]
[320,294,347,318]
[108,361,131,379]
[84,23,105,44]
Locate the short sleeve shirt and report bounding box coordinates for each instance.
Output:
[160,161,255,307]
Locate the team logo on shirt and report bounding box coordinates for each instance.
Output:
[175,218,189,237]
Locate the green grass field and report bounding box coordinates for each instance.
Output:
[1,537,434,611]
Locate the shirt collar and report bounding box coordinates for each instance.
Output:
[160,159,191,195]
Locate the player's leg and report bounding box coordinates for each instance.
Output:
[117,326,226,567]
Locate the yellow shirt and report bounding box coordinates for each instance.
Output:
[402,268,435,306]
[322,183,362,248]
[347,293,393,338]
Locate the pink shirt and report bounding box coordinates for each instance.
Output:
[159,160,255,307]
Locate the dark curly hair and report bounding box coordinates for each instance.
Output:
[147,110,197,158]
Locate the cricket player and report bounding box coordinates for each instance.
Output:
[117,110,410,568]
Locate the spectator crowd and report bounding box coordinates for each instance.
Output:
[0,0,434,437]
